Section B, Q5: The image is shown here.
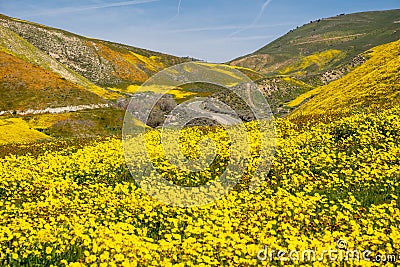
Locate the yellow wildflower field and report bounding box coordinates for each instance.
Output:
[0,105,399,266]
[0,118,50,145]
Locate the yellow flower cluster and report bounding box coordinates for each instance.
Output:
[0,118,50,145]
[280,49,345,76]
[1,107,399,266]
[291,39,400,119]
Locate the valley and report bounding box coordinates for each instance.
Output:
[0,7,399,266]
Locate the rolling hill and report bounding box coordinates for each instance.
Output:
[288,39,400,122]
[0,14,193,142]
[0,14,265,142]
[231,9,400,79]
[230,9,400,115]
[0,14,263,111]
[0,14,189,109]
[1,10,399,143]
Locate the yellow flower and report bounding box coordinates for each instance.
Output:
[115,253,125,262]
[45,247,52,254]
[100,251,109,262]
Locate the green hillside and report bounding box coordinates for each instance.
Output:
[231,9,400,78]
[229,9,400,116]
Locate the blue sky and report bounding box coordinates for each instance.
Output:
[0,0,399,62]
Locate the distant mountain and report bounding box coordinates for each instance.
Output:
[231,9,400,79]
[0,14,189,111]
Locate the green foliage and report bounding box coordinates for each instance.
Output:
[34,108,125,138]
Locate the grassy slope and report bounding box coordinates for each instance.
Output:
[258,76,314,115]
[0,107,125,145]
[122,63,264,102]
[231,10,399,117]
[0,117,50,145]
[0,51,106,110]
[0,14,262,105]
[231,9,400,76]
[0,14,186,143]
[289,39,400,122]
[30,108,125,138]
[0,14,187,91]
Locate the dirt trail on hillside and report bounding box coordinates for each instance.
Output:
[293,33,366,45]
[0,103,110,116]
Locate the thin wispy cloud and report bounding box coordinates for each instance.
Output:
[229,0,273,37]
[27,0,159,17]
[177,0,183,16]
[166,0,183,23]
[257,0,274,23]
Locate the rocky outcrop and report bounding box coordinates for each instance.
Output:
[321,55,367,84]
[0,18,120,85]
